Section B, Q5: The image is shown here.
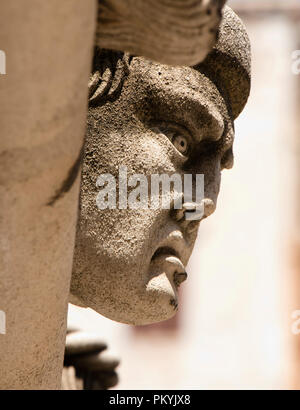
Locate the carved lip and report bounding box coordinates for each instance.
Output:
[150,246,188,288]
[151,246,180,261]
[150,232,187,267]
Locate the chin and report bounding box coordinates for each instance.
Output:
[75,285,179,326]
[71,246,185,325]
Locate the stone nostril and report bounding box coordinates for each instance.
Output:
[182,200,215,222]
[202,198,216,217]
[171,200,215,223]
[170,208,185,222]
[173,271,188,287]
[170,194,185,221]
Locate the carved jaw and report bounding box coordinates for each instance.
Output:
[69,292,88,308]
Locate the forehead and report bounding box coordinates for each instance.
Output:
[127,57,229,140]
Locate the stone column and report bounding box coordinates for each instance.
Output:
[0,0,96,389]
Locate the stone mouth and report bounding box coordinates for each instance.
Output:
[151,246,179,261]
[150,246,187,289]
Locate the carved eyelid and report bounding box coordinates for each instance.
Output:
[155,121,194,156]
[151,119,230,160]
[151,121,193,142]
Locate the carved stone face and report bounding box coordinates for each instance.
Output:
[70,56,235,325]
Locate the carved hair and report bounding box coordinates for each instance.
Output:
[88,47,132,107]
[88,7,251,120]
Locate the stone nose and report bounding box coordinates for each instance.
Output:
[171,198,216,223]
[200,198,216,218]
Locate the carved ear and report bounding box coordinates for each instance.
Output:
[95,0,227,66]
[88,47,130,107]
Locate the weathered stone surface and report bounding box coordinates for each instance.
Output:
[71,7,251,325]
[0,0,96,390]
[96,0,227,66]
[0,0,248,389]
[196,5,251,119]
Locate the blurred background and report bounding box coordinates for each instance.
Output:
[68,0,300,389]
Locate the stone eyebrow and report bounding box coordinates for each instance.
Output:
[149,88,225,144]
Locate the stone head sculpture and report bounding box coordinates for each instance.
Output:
[70,6,251,325]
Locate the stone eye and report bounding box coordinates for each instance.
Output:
[172,134,189,155]
[154,123,191,156]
